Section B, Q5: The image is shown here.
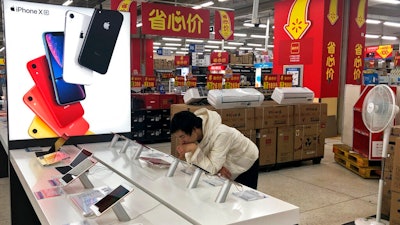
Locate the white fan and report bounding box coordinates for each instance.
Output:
[355,84,399,225]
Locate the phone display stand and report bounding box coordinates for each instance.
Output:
[120,139,130,154]
[215,179,232,203]
[111,202,130,222]
[78,172,94,189]
[109,133,131,154]
[166,158,180,177]
[132,143,144,160]
[187,167,202,189]
[109,133,120,147]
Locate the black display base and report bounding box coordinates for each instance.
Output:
[0,143,8,178]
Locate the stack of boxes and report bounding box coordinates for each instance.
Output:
[169,101,327,167]
[154,59,175,70]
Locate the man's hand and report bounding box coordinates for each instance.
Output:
[218,166,232,180]
[176,143,197,159]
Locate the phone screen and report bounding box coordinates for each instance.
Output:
[94,185,129,213]
[70,149,92,167]
[43,32,86,105]
[61,173,75,184]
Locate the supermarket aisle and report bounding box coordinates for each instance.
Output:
[0,137,379,225]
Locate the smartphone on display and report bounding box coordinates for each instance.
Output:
[58,157,97,186]
[90,184,134,216]
[26,55,85,127]
[43,32,86,105]
[23,86,90,137]
[55,148,93,174]
[78,9,123,74]
[63,10,95,85]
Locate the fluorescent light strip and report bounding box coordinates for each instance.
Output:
[62,0,73,6]
[163,47,178,50]
[180,48,189,51]
[234,33,247,37]
[162,37,182,41]
[227,42,244,46]
[239,47,253,50]
[375,0,400,4]
[381,36,398,40]
[165,43,181,46]
[176,51,188,55]
[255,48,266,51]
[223,46,237,50]
[136,23,142,27]
[208,40,223,44]
[186,39,204,43]
[247,43,262,47]
[383,21,400,27]
[204,45,220,49]
[153,42,161,45]
[193,1,214,9]
[366,19,381,24]
[251,34,267,39]
[365,34,381,39]
[243,23,267,28]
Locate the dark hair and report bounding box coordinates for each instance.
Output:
[170,110,202,135]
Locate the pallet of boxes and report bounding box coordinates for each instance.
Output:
[170,100,327,169]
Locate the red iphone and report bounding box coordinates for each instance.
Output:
[26,55,85,127]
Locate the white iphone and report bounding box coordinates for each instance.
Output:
[90,183,134,216]
[58,157,97,186]
[63,10,95,85]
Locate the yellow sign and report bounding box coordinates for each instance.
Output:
[218,11,233,40]
[376,45,393,59]
[284,0,311,40]
[117,0,133,11]
[0,58,4,65]
[355,0,366,28]
[327,0,339,25]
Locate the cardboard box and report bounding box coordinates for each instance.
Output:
[391,137,400,193]
[294,124,324,161]
[238,129,257,144]
[294,103,328,125]
[277,126,294,163]
[158,93,177,109]
[257,128,277,166]
[390,191,400,225]
[254,102,294,129]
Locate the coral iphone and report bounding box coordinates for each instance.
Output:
[42,32,86,105]
[27,55,85,127]
[23,86,90,137]
[63,10,95,85]
[90,184,134,216]
[78,9,123,74]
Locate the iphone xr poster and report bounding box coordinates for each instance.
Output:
[3,0,131,141]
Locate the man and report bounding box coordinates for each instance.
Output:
[170,108,259,189]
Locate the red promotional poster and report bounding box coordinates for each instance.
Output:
[263,74,278,90]
[224,74,240,89]
[111,0,137,34]
[214,10,234,40]
[365,45,393,59]
[207,74,223,90]
[143,76,156,88]
[132,76,143,88]
[211,51,229,64]
[175,76,185,87]
[175,56,190,66]
[142,2,210,38]
[345,0,367,85]
[186,77,197,88]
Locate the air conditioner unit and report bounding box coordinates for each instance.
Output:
[271,87,314,104]
[207,88,264,109]
[183,87,208,104]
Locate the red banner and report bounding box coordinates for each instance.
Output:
[143,76,156,88]
[175,76,185,87]
[263,74,278,90]
[175,56,190,66]
[280,74,293,87]
[207,74,223,90]
[345,0,367,85]
[111,0,137,34]
[214,10,234,40]
[142,2,210,39]
[224,74,240,89]
[186,77,197,88]
[211,51,229,64]
[132,76,143,88]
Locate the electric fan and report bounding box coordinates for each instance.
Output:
[355,84,399,225]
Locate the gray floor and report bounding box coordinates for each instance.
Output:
[0,137,379,225]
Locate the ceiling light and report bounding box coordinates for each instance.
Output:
[165,43,181,46]
[243,23,267,28]
[374,0,400,4]
[239,47,253,50]
[366,19,381,24]
[62,0,73,6]
[247,43,262,47]
[0,47,4,52]
[208,40,223,44]
[204,45,220,49]
[255,48,266,51]
[162,37,182,41]
[163,47,178,50]
[383,21,400,27]
[267,45,274,48]
[250,34,267,39]
[234,33,247,37]
[223,46,237,50]
[176,51,188,55]
[381,36,398,40]
[227,42,244,46]
[186,39,204,43]
[153,42,161,45]
[204,49,212,52]
[136,23,142,27]
[180,48,189,51]
[192,1,214,9]
[365,34,381,39]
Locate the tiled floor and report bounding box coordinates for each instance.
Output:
[0,137,381,225]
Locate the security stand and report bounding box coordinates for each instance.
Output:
[78,172,94,189]
[166,158,180,177]
[119,138,130,154]
[132,143,144,160]
[111,202,131,222]
[109,133,120,147]
[187,167,202,189]
[215,179,232,203]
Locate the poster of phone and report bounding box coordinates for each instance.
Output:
[283,65,304,87]
[3,0,131,141]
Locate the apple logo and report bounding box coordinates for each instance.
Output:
[103,21,110,30]
[10,6,15,11]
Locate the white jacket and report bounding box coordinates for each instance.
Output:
[185,108,259,179]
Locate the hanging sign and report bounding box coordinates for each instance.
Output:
[111,0,137,34]
[214,10,234,40]
[207,74,223,90]
[211,51,229,64]
[175,56,190,66]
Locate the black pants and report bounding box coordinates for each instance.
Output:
[234,158,259,189]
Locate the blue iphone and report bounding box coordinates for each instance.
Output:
[43,32,86,105]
